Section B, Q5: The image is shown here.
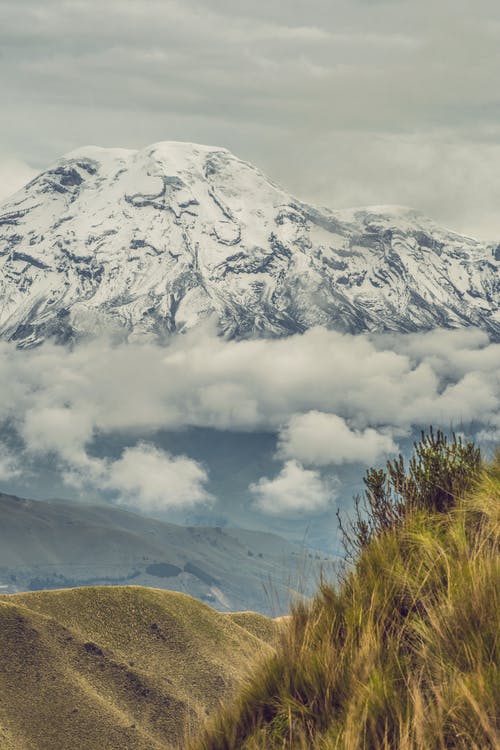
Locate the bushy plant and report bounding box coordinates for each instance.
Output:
[338,428,482,560]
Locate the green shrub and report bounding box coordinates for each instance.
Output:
[338,428,482,560]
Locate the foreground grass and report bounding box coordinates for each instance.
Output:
[195,458,500,750]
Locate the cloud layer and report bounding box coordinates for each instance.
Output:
[0,326,498,514]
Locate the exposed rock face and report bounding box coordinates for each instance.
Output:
[0,141,498,347]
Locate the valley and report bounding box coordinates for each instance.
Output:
[0,491,327,616]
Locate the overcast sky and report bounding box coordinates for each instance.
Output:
[1,0,500,238]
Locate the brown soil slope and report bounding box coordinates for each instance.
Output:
[0,586,275,750]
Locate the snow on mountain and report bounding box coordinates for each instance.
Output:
[0,141,498,347]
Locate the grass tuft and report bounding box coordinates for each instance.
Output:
[194,452,500,750]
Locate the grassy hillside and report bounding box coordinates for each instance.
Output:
[194,449,500,749]
[0,586,277,750]
[225,612,281,645]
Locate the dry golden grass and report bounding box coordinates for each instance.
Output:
[225,612,280,646]
[194,457,500,750]
[0,721,19,750]
[0,586,276,750]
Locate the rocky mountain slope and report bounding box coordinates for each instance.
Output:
[0,586,276,750]
[0,492,321,615]
[0,141,498,347]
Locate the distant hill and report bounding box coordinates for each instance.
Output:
[0,492,325,615]
[0,586,277,750]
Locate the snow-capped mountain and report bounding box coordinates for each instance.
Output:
[0,141,498,347]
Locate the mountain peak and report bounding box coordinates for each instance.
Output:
[0,143,498,347]
[63,139,230,159]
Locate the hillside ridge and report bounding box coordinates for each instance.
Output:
[0,585,276,750]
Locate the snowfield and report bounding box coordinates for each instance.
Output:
[0,141,498,347]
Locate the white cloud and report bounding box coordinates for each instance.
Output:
[0,157,37,202]
[104,442,212,512]
[58,441,212,512]
[250,460,337,517]
[22,406,94,465]
[0,444,21,481]
[278,412,397,466]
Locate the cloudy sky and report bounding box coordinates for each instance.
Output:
[1,327,498,518]
[1,0,500,238]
